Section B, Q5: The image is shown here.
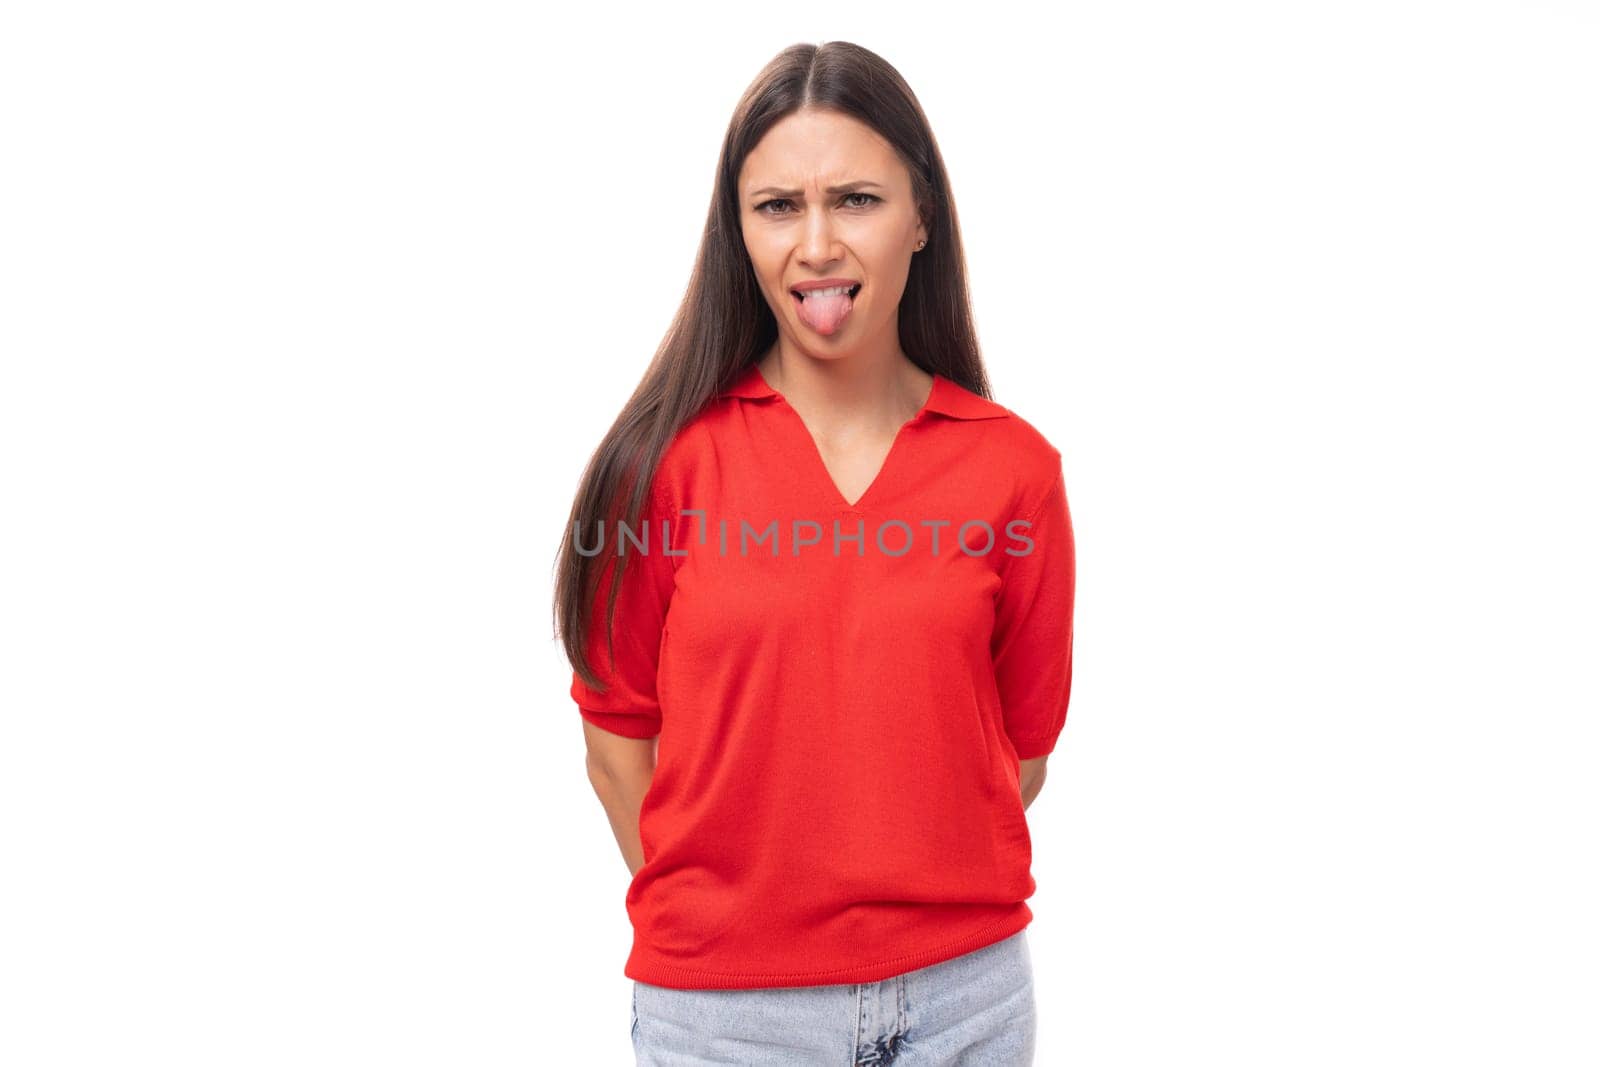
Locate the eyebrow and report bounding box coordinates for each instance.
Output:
[747,181,884,200]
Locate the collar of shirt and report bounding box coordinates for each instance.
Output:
[716,362,1010,421]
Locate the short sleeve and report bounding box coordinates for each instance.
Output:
[991,459,1076,759]
[569,482,678,739]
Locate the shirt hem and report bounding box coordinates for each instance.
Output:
[578,705,661,739]
[1010,731,1062,759]
[621,902,1033,990]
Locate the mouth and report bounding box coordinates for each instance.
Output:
[790,282,862,304]
[789,282,861,335]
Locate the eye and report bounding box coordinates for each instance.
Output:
[753,192,882,216]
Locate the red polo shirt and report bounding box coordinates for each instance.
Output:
[571,362,1075,990]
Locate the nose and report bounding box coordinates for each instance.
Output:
[797,206,843,268]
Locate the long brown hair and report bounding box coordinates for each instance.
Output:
[555,40,998,689]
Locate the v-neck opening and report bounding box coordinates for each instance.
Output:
[762,371,942,512]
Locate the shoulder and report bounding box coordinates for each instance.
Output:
[994,408,1063,479]
[644,406,722,510]
[976,406,1070,572]
[956,392,1065,513]
[937,376,1062,467]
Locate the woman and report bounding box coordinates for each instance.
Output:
[555,41,1075,1065]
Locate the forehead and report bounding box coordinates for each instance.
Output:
[738,110,902,191]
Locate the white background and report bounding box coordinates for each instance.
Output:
[3,2,1596,1064]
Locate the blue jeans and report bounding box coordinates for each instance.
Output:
[630,929,1036,1065]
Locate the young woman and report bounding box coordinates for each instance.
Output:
[554,40,1076,1065]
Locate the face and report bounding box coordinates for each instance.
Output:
[737,108,928,353]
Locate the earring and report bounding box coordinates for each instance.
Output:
[915,240,926,251]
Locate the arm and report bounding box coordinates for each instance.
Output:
[1019,754,1048,811]
[582,721,656,877]
[570,484,678,877]
[993,460,1076,780]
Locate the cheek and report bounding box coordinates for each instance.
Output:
[859,230,911,269]
[742,235,783,280]
[859,244,912,303]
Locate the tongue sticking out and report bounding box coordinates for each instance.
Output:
[794,288,855,334]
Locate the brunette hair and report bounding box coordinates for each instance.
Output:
[555,40,997,688]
